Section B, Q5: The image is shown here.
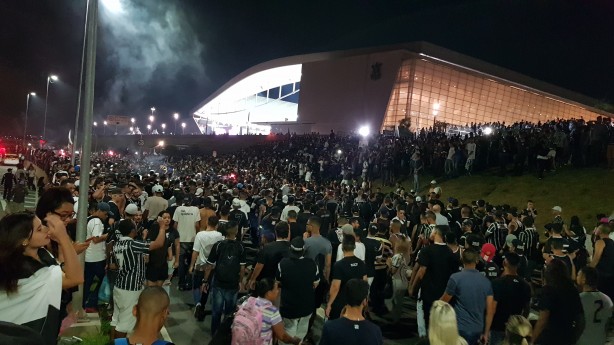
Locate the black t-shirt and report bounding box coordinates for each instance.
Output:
[229,209,249,230]
[317,209,331,237]
[536,284,584,345]
[362,237,381,278]
[331,256,367,309]
[492,275,532,331]
[416,243,457,302]
[256,241,290,280]
[320,318,383,345]
[207,239,246,290]
[296,212,311,233]
[276,257,319,319]
[480,260,500,281]
[289,222,302,240]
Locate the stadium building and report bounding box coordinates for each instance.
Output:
[191,42,612,135]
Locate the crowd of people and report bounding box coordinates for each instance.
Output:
[0,116,613,345]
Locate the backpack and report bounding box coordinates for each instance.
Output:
[231,297,264,345]
[214,240,242,285]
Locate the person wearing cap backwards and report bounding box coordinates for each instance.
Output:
[480,243,500,281]
[142,184,168,225]
[276,237,319,343]
[83,201,111,312]
[440,248,494,345]
[489,252,531,345]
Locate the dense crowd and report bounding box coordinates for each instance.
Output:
[0,116,613,345]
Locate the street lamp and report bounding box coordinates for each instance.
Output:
[129,126,134,133]
[181,122,186,135]
[131,117,135,125]
[161,123,166,134]
[24,92,36,146]
[103,120,107,134]
[147,124,151,134]
[43,75,58,140]
[150,107,155,116]
[173,113,179,134]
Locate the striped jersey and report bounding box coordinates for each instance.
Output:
[486,221,507,251]
[113,236,149,291]
[518,227,539,260]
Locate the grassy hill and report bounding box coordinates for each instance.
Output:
[393,168,613,233]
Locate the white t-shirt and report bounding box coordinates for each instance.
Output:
[85,218,106,262]
[336,242,366,262]
[192,230,224,266]
[173,205,201,242]
[280,205,300,222]
[305,171,312,182]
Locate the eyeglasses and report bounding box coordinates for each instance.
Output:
[53,211,75,220]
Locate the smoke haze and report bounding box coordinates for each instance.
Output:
[98,0,206,116]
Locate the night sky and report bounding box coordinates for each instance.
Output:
[1,0,613,141]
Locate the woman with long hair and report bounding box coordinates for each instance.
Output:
[144,210,173,287]
[0,212,83,345]
[387,236,411,324]
[533,259,585,345]
[502,315,532,345]
[423,300,467,345]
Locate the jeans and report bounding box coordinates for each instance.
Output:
[210,284,238,336]
[459,330,481,345]
[192,269,206,305]
[178,242,193,288]
[83,260,106,308]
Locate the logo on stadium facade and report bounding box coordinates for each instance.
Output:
[371,62,382,80]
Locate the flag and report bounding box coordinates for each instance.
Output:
[0,265,62,345]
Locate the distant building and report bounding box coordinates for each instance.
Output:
[191,42,612,135]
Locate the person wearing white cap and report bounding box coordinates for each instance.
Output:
[428,180,442,196]
[142,185,168,222]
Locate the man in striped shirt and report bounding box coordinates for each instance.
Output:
[111,219,167,339]
[517,216,540,274]
[485,212,507,253]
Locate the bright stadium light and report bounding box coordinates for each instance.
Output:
[484,127,493,135]
[358,125,370,137]
[337,149,342,155]
[158,140,165,147]
[101,0,124,14]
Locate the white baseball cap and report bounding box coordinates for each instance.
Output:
[125,204,138,215]
[152,184,163,193]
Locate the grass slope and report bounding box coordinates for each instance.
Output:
[406,168,613,233]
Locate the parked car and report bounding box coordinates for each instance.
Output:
[3,154,20,166]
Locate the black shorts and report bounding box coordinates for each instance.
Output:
[145,265,168,282]
[314,279,329,309]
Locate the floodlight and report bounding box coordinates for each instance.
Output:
[158,140,165,147]
[358,125,370,137]
[484,127,493,135]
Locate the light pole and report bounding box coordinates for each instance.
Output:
[150,107,155,117]
[161,123,166,134]
[43,75,58,140]
[103,120,107,134]
[147,124,151,134]
[24,92,36,146]
[173,113,179,134]
[149,115,154,133]
[181,122,186,135]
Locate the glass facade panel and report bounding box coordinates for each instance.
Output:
[382,58,603,132]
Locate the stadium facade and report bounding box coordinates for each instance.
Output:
[192,42,612,135]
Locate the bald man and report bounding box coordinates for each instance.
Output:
[114,287,172,345]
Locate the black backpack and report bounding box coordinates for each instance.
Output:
[214,240,242,285]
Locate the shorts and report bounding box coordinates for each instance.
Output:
[146,265,168,282]
[111,287,142,333]
[314,279,329,309]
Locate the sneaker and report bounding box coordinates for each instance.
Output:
[194,303,205,321]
